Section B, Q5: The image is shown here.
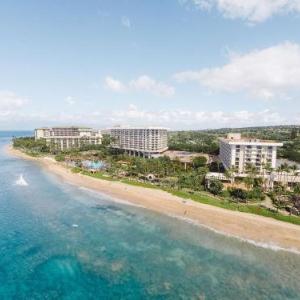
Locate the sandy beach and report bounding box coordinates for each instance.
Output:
[7,145,300,253]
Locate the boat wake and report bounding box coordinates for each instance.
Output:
[15,174,28,186]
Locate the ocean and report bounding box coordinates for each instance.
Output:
[0,131,300,300]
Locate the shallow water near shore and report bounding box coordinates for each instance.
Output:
[1,133,300,299]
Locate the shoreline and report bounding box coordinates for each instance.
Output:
[7,145,300,253]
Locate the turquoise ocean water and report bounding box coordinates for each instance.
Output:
[1,132,300,300]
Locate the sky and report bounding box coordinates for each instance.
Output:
[1,0,300,130]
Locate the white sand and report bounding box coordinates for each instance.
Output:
[8,145,300,253]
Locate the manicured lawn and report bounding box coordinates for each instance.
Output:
[81,170,117,182]
[78,169,300,226]
[169,189,300,225]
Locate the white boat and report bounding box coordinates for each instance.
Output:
[16,174,28,186]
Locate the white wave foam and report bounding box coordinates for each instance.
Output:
[78,187,300,255]
[15,174,28,186]
[166,214,300,255]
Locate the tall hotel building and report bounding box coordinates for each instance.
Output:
[219,133,283,174]
[107,127,168,158]
[35,127,102,150]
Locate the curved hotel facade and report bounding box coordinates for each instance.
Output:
[35,127,102,150]
[107,127,168,158]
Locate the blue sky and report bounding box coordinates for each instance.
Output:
[0,0,300,130]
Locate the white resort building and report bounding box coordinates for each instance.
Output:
[219,133,283,174]
[35,126,102,150]
[107,126,168,158]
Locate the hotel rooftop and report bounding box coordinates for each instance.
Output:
[219,133,282,146]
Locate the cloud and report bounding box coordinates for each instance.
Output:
[104,76,126,92]
[0,110,105,129]
[104,75,175,97]
[181,0,300,23]
[174,42,300,100]
[0,91,27,111]
[0,102,297,129]
[129,75,175,97]
[110,105,290,128]
[65,96,75,105]
[121,16,131,28]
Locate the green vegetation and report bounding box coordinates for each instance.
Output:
[281,140,300,163]
[229,188,248,202]
[13,129,300,225]
[71,167,81,173]
[207,179,223,195]
[82,170,300,225]
[247,187,265,201]
[169,189,300,225]
[55,154,65,162]
[168,131,219,154]
[192,156,207,168]
[12,137,49,155]
[169,125,300,162]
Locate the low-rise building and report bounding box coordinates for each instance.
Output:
[107,126,168,158]
[219,133,283,174]
[35,126,102,150]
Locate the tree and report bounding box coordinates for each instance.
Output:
[178,172,205,191]
[277,163,289,174]
[290,164,298,173]
[253,176,263,188]
[264,162,273,174]
[192,156,207,168]
[13,137,50,153]
[245,163,258,177]
[289,164,299,184]
[229,188,248,202]
[207,179,223,195]
[273,196,288,212]
[290,194,300,215]
[247,187,265,201]
[244,163,259,190]
[225,166,236,184]
[243,176,254,190]
[102,134,116,147]
[294,184,300,194]
[196,166,209,176]
[209,161,224,172]
[55,154,65,162]
[274,184,286,196]
[291,128,298,140]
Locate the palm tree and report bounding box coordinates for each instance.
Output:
[245,163,258,175]
[276,163,290,188]
[244,163,258,190]
[264,162,273,174]
[277,163,289,174]
[243,176,254,190]
[263,162,273,191]
[225,165,236,184]
[290,164,298,185]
